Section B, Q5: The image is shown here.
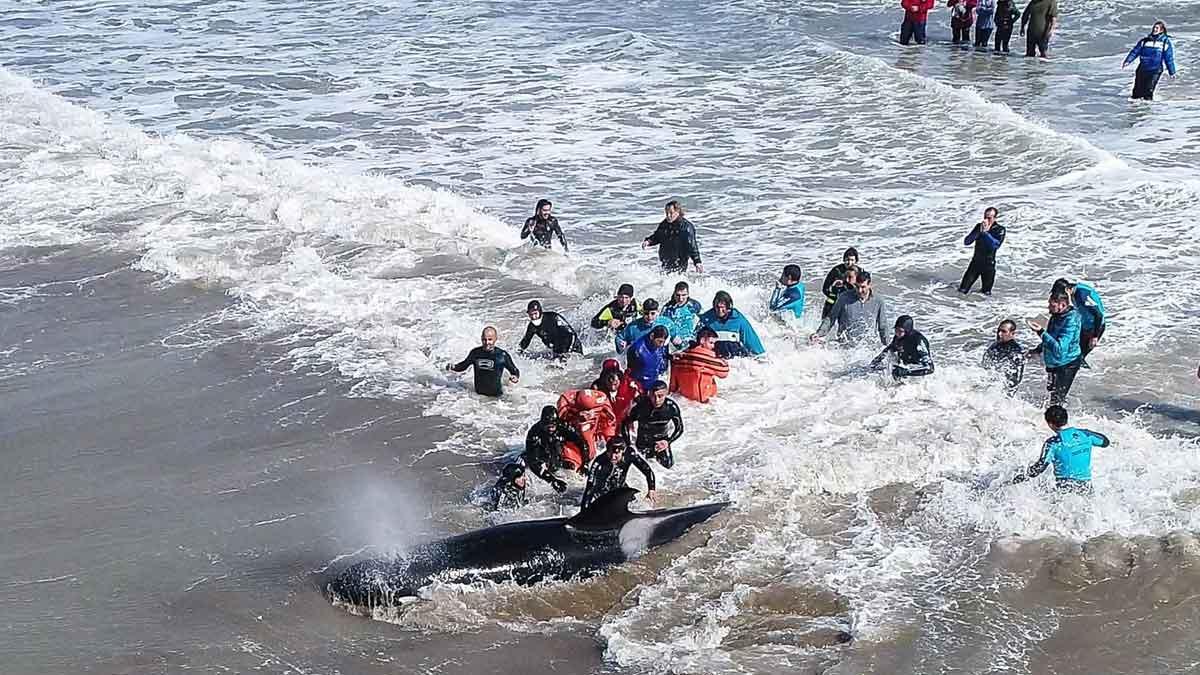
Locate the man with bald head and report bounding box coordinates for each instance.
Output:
[447,326,521,397]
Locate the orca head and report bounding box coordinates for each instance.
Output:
[327,557,429,609]
[619,500,730,559]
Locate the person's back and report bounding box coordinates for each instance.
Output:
[669,329,729,403]
[1012,406,1110,492]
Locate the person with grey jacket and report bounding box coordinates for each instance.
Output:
[810,271,890,346]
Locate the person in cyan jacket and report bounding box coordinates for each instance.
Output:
[870,315,935,380]
[1026,292,1081,407]
[1010,405,1110,493]
[616,298,670,354]
[958,207,1006,296]
[663,281,703,349]
[1052,278,1106,367]
[769,264,806,319]
[1123,21,1177,101]
[642,200,704,273]
[699,291,766,358]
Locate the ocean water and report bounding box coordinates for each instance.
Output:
[2,1,1200,673]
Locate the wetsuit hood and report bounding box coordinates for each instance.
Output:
[540,405,559,425]
[895,315,915,334]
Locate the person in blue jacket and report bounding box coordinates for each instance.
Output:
[1052,278,1106,367]
[699,291,766,358]
[769,264,805,319]
[1026,292,1081,407]
[663,281,703,350]
[958,207,1005,295]
[1123,21,1177,101]
[616,298,669,353]
[626,326,671,391]
[1010,405,1110,493]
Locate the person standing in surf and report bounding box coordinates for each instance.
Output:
[1009,405,1110,493]
[993,0,1021,53]
[974,0,996,48]
[812,271,890,347]
[948,0,977,45]
[1025,292,1081,407]
[662,281,703,349]
[983,319,1025,392]
[519,300,583,358]
[900,0,936,45]
[1122,22,1177,101]
[1020,0,1057,58]
[821,247,860,320]
[642,200,704,274]
[1051,278,1106,368]
[446,326,521,397]
[957,207,1005,296]
[520,199,569,251]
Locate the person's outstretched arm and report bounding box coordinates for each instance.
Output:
[1165,38,1177,76]
[629,453,656,491]
[1123,40,1142,68]
[1011,438,1054,483]
[449,350,475,372]
[740,317,766,355]
[518,322,536,351]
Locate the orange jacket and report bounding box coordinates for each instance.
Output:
[669,345,729,403]
[556,389,617,468]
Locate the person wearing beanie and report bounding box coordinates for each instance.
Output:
[590,283,640,331]
[518,300,582,357]
[870,315,935,380]
[698,291,766,358]
[488,463,529,511]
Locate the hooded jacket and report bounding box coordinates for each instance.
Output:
[616,315,673,353]
[1072,282,1106,334]
[1124,32,1177,75]
[698,307,766,358]
[871,316,935,378]
[1039,307,1082,368]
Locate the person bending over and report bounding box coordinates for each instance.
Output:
[871,315,935,380]
[519,300,582,357]
[581,436,656,508]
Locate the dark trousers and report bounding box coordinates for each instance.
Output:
[1046,359,1081,407]
[821,298,836,319]
[952,25,970,43]
[900,18,928,45]
[994,26,1013,51]
[1025,31,1050,57]
[974,27,993,47]
[958,256,996,294]
[1132,69,1162,100]
[1079,329,1097,361]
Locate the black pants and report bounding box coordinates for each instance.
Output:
[900,17,928,45]
[1078,328,1099,361]
[1132,69,1162,100]
[821,299,836,319]
[994,26,1013,51]
[1046,359,1081,407]
[958,256,996,294]
[639,443,674,469]
[974,27,992,47]
[1025,31,1050,57]
[953,25,970,43]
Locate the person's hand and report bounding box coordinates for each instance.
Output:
[608,319,622,330]
[445,363,454,371]
[695,263,705,274]
[645,489,657,503]
[1088,336,1099,348]
[1025,318,1042,333]
[981,220,991,233]
[809,333,824,344]
[654,439,669,452]
[509,375,520,384]
[1020,29,1025,37]
[641,239,651,249]
[552,478,567,493]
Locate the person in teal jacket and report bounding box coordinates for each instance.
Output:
[769,264,805,319]
[616,298,670,353]
[1052,278,1106,367]
[1010,405,1110,493]
[1026,292,1081,407]
[699,290,766,358]
[662,281,703,349]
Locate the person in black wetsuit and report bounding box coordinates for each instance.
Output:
[621,380,684,468]
[642,200,704,273]
[870,315,935,380]
[821,247,860,319]
[488,463,529,511]
[521,406,585,493]
[518,300,582,357]
[520,198,569,251]
[982,319,1025,391]
[446,326,520,397]
[590,283,640,331]
[958,207,1006,296]
[581,436,657,508]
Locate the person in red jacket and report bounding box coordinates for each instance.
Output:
[669,327,730,403]
[900,0,936,45]
[948,0,978,44]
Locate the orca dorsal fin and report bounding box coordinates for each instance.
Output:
[567,487,637,530]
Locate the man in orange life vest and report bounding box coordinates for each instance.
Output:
[669,327,730,403]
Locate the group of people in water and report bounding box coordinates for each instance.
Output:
[898,1,1179,101]
[449,200,1113,511]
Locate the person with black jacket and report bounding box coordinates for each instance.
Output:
[590,283,640,331]
[982,319,1025,391]
[488,463,529,511]
[581,436,656,508]
[958,207,1006,296]
[621,381,684,468]
[520,198,569,251]
[521,406,585,493]
[642,200,704,273]
[821,247,860,319]
[518,300,582,357]
[870,315,935,380]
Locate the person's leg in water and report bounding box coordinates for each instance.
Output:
[1078,328,1096,368]
[975,28,992,48]
[1036,32,1050,57]
[1132,69,1162,100]
[900,17,915,45]
[996,27,1011,52]
[915,21,928,44]
[1025,32,1038,57]
[979,260,996,295]
[1046,360,1081,407]
[958,258,982,294]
